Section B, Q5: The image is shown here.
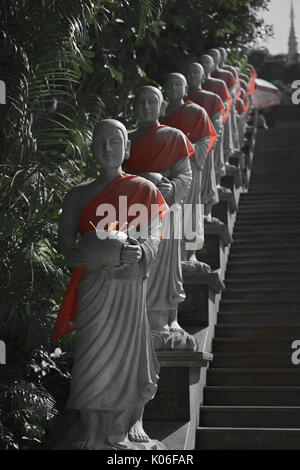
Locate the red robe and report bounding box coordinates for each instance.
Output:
[126,123,194,174]
[239,78,249,94]
[212,68,237,93]
[52,172,169,341]
[203,76,232,123]
[223,65,241,99]
[248,67,257,96]
[186,89,225,123]
[163,100,217,154]
[240,88,250,114]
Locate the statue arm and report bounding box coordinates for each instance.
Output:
[133,215,161,278]
[165,155,192,204]
[211,111,223,138]
[57,189,84,267]
[193,137,210,170]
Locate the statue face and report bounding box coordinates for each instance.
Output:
[209,51,220,66]
[187,65,202,88]
[166,77,186,100]
[135,89,161,124]
[93,127,126,168]
[201,57,214,75]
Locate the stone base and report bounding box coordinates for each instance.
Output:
[181,260,211,273]
[152,330,198,352]
[53,437,166,451]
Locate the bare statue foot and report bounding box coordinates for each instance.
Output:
[128,419,149,443]
[71,440,96,450]
[169,320,184,333]
[107,434,129,449]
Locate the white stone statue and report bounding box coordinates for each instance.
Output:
[54,119,168,450]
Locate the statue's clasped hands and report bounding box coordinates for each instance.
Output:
[157,176,174,202]
[120,238,143,264]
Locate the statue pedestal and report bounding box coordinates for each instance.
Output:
[212,189,237,237]
[144,273,223,449]
[197,222,232,277]
[144,347,212,450]
[221,171,242,206]
[178,271,224,331]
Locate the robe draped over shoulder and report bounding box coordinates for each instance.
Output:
[126,124,193,312]
[164,100,217,153]
[186,89,225,125]
[126,124,194,174]
[52,172,169,341]
[203,77,232,123]
[212,68,237,96]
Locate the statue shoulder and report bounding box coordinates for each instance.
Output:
[63,180,95,208]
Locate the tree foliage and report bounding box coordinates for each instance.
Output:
[0,0,271,449]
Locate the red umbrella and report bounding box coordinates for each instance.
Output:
[253,78,282,109]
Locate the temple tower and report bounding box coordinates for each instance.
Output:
[288,0,299,63]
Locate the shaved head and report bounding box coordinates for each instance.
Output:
[208,48,221,66]
[93,119,128,144]
[136,86,164,105]
[167,72,188,87]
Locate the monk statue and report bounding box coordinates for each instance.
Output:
[126,85,197,352]
[185,63,225,221]
[235,83,250,150]
[163,72,217,270]
[52,119,169,450]
[207,48,237,167]
[218,47,240,154]
[200,54,228,188]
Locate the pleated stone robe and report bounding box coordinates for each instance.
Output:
[53,173,169,413]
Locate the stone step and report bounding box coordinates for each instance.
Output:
[233,227,300,235]
[196,427,300,450]
[215,324,300,338]
[232,232,300,240]
[227,259,300,268]
[224,279,300,290]
[203,386,300,406]
[234,225,300,233]
[222,289,300,300]
[200,406,300,428]
[212,337,296,353]
[217,313,300,325]
[211,352,294,368]
[225,266,300,275]
[229,248,300,257]
[207,369,300,386]
[219,299,300,312]
[229,252,299,261]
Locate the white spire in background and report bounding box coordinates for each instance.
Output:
[288,0,299,62]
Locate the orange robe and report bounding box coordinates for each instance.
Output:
[52,172,169,341]
[126,124,193,312]
[185,90,225,127]
[203,77,232,123]
[163,100,217,151]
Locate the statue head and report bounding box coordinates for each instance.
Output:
[134,86,167,125]
[218,47,228,65]
[199,55,214,78]
[91,119,131,168]
[235,61,242,74]
[186,63,205,90]
[208,48,221,67]
[166,73,188,101]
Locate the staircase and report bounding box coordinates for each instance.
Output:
[196,127,300,450]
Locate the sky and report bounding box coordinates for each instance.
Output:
[257,0,300,55]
